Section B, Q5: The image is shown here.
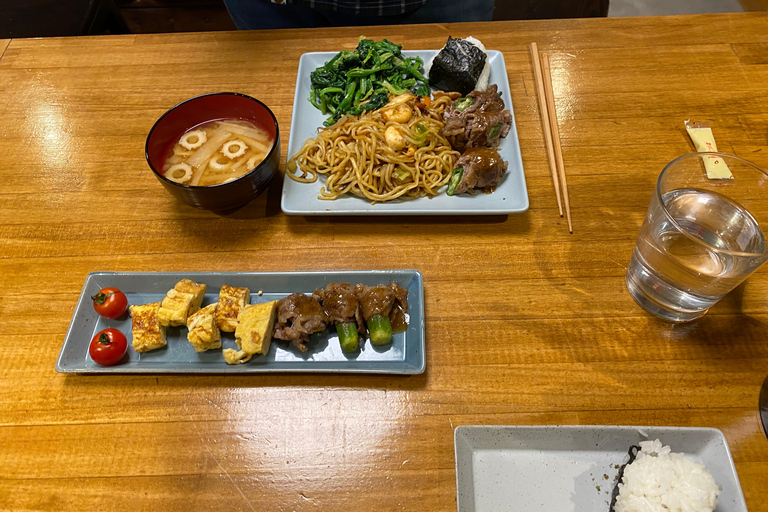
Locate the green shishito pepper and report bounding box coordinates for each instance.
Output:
[367,314,393,345]
[336,322,359,352]
[447,167,464,196]
[454,96,475,112]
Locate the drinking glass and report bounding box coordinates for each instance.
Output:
[626,152,768,322]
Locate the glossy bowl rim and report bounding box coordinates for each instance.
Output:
[144,91,280,190]
[656,151,768,258]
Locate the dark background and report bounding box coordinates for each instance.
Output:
[0,0,610,38]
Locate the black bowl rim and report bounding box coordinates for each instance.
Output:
[144,91,280,190]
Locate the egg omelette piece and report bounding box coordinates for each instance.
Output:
[223,348,252,365]
[215,285,251,333]
[232,300,278,358]
[129,302,167,352]
[158,279,207,327]
[186,303,221,352]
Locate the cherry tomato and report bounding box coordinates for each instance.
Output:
[91,287,128,319]
[89,328,128,366]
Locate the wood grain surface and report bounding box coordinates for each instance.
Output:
[1,12,768,511]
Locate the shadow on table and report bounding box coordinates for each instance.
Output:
[173,169,534,236]
[638,283,768,367]
[190,172,283,220]
[61,365,430,391]
[298,209,532,245]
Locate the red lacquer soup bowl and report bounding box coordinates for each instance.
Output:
[145,92,280,212]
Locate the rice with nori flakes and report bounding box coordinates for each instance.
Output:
[612,439,720,512]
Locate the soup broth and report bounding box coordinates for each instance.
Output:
[163,119,273,186]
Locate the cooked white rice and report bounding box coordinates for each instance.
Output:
[464,36,490,92]
[614,439,720,512]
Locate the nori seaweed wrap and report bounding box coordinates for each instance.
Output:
[427,37,488,96]
[609,445,640,512]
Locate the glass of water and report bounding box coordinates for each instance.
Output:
[626,152,768,322]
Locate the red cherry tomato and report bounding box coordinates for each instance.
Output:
[89,328,128,366]
[92,287,128,319]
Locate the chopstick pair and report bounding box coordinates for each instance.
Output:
[529,42,573,233]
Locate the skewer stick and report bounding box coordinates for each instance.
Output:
[529,42,563,217]
[540,52,573,234]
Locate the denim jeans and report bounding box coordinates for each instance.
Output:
[224,0,495,30]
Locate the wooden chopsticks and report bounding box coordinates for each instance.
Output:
[530,43,573,233]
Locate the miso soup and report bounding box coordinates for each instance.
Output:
[162,119,274,186]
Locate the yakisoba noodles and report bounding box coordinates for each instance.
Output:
[287,93,461,203]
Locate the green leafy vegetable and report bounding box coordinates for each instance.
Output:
[411,84,431,98]
[309,37,431,126]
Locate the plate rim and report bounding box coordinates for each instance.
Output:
[453,424,747,512]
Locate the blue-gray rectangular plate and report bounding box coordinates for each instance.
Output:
[56,270,425,374]
[454,425,747,512]
[282,49,528,215]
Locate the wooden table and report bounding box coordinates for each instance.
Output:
[1,12,767,511]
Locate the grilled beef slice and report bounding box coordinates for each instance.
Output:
[453,147,508,195]
[442,84,512,151]
[273,293,328,352]
[313,282,364,332]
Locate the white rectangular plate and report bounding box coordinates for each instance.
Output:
[56,270,424,374]
[454,425,747,512]
[282,49,528,215]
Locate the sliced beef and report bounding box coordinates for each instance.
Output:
[462,84,506,114]
[355,284,395,320]
[354,282,409,323]
[443,114,467,138]
[465,110,512,148]
[390,282,409,313]
[388,282,410,332]
[453,147,508,195]
[313,282,364,332]
[273,293,328,352]
[442,84,512,151]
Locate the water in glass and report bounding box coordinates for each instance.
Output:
[626,187,766,322]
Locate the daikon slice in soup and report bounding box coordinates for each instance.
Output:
[162,119,274,186]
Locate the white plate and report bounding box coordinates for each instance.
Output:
[282,50,528,215]
[454,425,747,512]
